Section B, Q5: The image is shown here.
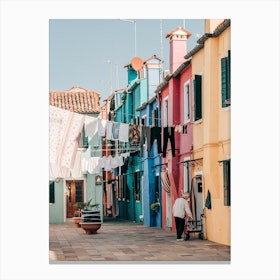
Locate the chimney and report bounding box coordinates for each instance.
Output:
[166,26,191,73]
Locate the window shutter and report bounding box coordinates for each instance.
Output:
[223,160,231,206]
[221,57,227,108]
[221,51,231,107]
[49,181,55,204]
[155,108,159,127]
[152,110,155,127]
[227,50,231,102]
[194,75,202,121]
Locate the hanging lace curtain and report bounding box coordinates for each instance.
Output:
[190,177,197,221]
[160,171,171,193]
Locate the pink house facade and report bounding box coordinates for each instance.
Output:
[156,27,193,231]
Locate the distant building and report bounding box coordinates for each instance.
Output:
[49,86,103,224]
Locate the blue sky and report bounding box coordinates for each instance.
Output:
[49,19,204,102]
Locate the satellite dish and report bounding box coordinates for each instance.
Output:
[131,56,143,71]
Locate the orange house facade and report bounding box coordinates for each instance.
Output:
[186,19,231,245]
[156,19,231,246]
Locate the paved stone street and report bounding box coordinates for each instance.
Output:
[49,218,230,263]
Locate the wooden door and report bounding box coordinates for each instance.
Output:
[66,180,84,218]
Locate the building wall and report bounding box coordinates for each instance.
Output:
[192,22,231,246]
[86,174,103,221]
[177,65,193,199]
[49,180,65,223]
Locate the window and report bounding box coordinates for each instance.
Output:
[223,159,231,206]
[49,181,55,204]
[133,116,140,125]
[75,182,83,203]
[184,159,190,193]
[163,97,168,127]
[134,171,141,201]
[155,174,160,202]
[221,50,231,107]
[78,126,88,148]
[118,174,130,201]
[193,74,202,121]
[152,107,159,127]
[184,81,190,123]
[141,115,147,126]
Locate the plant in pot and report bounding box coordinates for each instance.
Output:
[150,201,160,212]
[150,192,160,212]
[72,199,99,228]
[79,198,102,234]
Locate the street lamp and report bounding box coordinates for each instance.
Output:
[104,60,119,93]
[120,19,136,57]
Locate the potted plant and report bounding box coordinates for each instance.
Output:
[150,201,160,212]
[72,199,99,228]
[150,192,160,212]
[79,198,102,234]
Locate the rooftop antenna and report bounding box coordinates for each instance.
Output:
[160,19,163,80]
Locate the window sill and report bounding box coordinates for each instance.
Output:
[194,119,202,124]
[223,106,231,112]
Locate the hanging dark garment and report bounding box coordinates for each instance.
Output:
[162,126,175,157]
[141,126,162,156]
[183,124,188,134]
[110,98,115,111]
[205,189,211,209]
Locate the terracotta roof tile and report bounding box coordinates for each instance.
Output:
[49,86,101,113]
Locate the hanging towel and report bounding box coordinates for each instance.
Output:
[119,123,129,142]
[97,119,107,137]
[112,122,120,140]
[205,189,211,209]
[85,116,98,141]
[106,121,113,140]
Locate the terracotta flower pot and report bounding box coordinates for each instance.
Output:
[80,222,102,234]
[73,217,82,227]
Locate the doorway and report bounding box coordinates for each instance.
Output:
[190,175,204,221]
[66,180,84,218]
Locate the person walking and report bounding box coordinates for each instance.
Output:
[172,192,193,241]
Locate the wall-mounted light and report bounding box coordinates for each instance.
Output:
[95,175,102,185]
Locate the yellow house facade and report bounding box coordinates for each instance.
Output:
[188,19,231,246]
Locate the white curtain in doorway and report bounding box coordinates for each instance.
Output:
[160,171,171,193]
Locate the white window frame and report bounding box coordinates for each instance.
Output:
[141,114,147,126]
[163,96,168,127]
[184,81,190,123]
[183,157,191,193]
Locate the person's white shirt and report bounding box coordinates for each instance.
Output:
[172,197,193,219]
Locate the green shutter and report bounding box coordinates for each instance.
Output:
[221,57,228,108]
[223,160,231,206]
[49,181,55,204]
[221,51,231,108]
[227,50,231,102]
[194,74,202,121]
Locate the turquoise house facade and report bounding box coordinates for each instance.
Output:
[113,56,163,226]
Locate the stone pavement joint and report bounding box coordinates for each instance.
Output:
[49,218,230,263]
